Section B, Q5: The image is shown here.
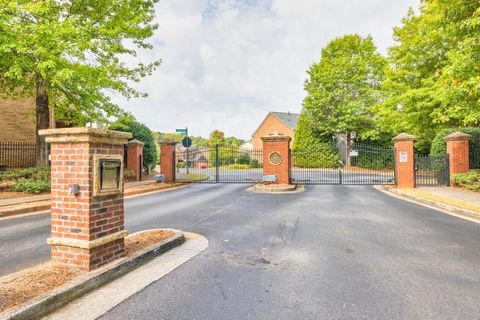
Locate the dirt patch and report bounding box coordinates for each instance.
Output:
[0,191,49,200]
[0,264,80,313]
[0,229,176,314]
[125,229,175,256]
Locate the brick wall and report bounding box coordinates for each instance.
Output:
[252,114,294,150]
[49,141,126,270]
[0,98,36,142]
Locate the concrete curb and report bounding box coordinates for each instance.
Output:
[0,183,190,219]
[375,186,480,223]
[247,184,304,194]
[0,229,186,320]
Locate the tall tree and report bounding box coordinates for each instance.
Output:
[301,34,386,164]
[209,130,225,146]
[0,1,161,166]
[377,0,480,152]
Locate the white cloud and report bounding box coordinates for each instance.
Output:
[113,0,419,139]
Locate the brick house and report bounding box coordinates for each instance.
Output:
[251,111,300,150]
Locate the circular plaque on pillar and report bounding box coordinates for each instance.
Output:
[269,152,282,166]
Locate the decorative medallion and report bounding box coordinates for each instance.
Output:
[269,152,282,166]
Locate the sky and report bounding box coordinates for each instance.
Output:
[113,0,420,140]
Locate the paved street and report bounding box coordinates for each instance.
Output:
[1,184,480,319]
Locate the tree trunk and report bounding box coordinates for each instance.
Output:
[35,73,50,167]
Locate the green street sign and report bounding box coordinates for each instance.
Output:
[175,128,188,136]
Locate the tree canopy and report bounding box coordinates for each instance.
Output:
[0,0,161,165]
[376,0,480,152]
[301,34,386,143]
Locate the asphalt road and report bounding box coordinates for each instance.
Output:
[1,184,479,319]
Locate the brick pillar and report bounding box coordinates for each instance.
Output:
[445,131,471,187]
[393,133,416,188]
[160,139,177,183]
[39,128,132,271]
[261,132,291,184]
[127,139,145,181]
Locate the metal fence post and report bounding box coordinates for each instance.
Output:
[445,154,450,187]
[215,144,219,183]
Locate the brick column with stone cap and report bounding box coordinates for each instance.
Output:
[127,139,145,181]
[39,127,132,271]
[445,131,471,187]
[261,132,291,185]
[160,139,177,183]
[393,133,416,188]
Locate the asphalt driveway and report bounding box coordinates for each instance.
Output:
[1,184,479,319]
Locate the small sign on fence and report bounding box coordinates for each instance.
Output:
[349,150,359,157]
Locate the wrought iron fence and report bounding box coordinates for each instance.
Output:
[470,147,480,170]
[414,154,449,187]
[175,145,263,183]
[291,142,395,185]
[0,141,36,170]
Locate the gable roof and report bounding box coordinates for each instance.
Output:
[271,112,300,130]
[252,111,301,138]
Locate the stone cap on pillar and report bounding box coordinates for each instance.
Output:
[392,133,416,142]
[261,131,292,142]
[444,131,472,142]
[128,139,145,147]
[39,127,132,145]
[159,138,179,146]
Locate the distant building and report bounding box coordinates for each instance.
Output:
[239,140,254,151]
[251,111,300,150]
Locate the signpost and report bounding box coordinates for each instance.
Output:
[176,127,188,136]
[176,127,190,174]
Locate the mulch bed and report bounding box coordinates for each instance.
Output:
[0,229,175,314]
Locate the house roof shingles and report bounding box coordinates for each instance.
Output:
[271,112,300,130]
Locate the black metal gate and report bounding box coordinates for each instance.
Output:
[414,154,450,187]
[291,142,395,185]
[175,145,263,183]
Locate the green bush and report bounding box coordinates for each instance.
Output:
[238,153,250,165]
[452,171,480,192]
[293,143,341,168]
[430,127,480,182]
[12,179,50,194]
[249,159,261,169]
[431,127,480,163]
[111,119,159,172]
[352,144,394,170]
[0,168,51,194]
[224,164,250,170]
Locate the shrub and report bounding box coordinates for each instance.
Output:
[124,169,136,181]
[225,164,250,170]
[12,179,50,194]
[238,153,250,165]
[111,119,159,172]
[453,170,480,192]
[249,159,261,169]
[293,143,341,168]
[352,144,394,170]
[431,127,480,163]
[430,127,480,182]
[0,167,51,194]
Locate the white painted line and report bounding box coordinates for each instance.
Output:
[43,233,208,320]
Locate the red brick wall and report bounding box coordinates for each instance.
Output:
[262,137,291,184]
[447,139,470,186]
[127,143,144,181]
[160,142,176,183]
[50,142,126,270]
[394,139,415,188]
[252,114,294,150]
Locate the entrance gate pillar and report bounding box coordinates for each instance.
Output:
[261,132,291,184]
[39,128,132,271]
[160,139,177,183]
[445,132,471,187]
[393,133,416,188]
[127,139,145,181]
